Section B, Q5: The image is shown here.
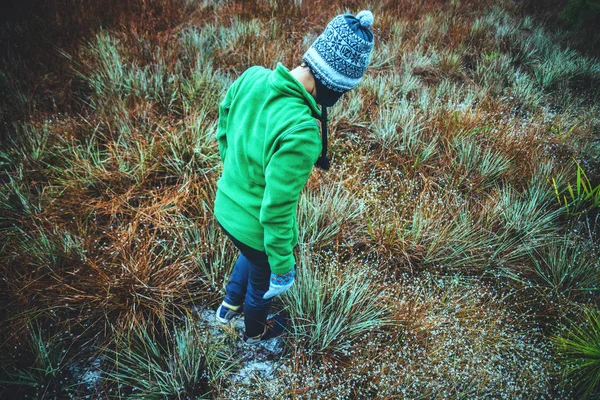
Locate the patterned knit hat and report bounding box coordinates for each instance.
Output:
[303,10,374,106]
[304,11,374,171]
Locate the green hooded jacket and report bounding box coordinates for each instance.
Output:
[214,63,322,275]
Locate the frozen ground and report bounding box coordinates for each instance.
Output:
[65,307,289,397]
[67,355,103,393]
[193,307,289,386]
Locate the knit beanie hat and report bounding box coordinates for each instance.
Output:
[303,10,374,170]
[303,10,374,106]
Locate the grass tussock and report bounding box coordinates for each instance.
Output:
[2,0,600,397]
[284,252,390,357]
[552,306,600,398]
[103,317,236,399]
[1,322,74,399]
[297,178,365,249]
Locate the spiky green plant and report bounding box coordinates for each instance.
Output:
[50,129,111,191]
[178,25,220,67]
[6,122,53,165]
[0,322,74,398]
[552,159,600,215]
[160,110,220,178]
[453,137,511,187]
[474,52,516,96]
[371,100,428,156]
[283,252,390,356]
[297,180,364,248]
[328,87,365,126]
[104,318,236,399]
[0,166,43,223]
[510,69,543,108]
[479,6,600,93]
[421,208,496,271]
[492,182,561,256]
[186,220,236,301]
[552,307,600,399]
[12,224,86,270]
[531,235,600,296]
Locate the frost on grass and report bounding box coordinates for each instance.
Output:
[352,274,564,399]
[208,273,564,399]
[67,356,103,393]
[2,0,599,398]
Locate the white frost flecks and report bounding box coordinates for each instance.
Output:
[193,306,288,387]
[232,360,277,384]
[67,355,103,392]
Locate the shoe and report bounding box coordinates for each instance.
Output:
[215,302,242,324]
[242,315,287,344]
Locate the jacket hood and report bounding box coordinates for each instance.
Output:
[269,63,322,118]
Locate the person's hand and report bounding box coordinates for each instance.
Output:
[263,268,296,299]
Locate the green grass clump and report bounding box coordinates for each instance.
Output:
[452,137,512,187]
[186,220,237,302]
[553,306,600,398]
[284,253,390,357]
[531,234,600,296]
[553,159,600,215]
[297,179,364,248]
[0,322,75,399]
[104,318,236,399]
[478,5,600,94]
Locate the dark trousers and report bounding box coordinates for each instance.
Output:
[219,224,272,338]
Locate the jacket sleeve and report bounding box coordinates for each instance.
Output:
[216,86,234,162]
[259,123,321,275]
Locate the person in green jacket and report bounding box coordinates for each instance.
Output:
[214,10,375,344]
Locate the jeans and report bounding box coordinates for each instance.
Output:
[219,224,272,338]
